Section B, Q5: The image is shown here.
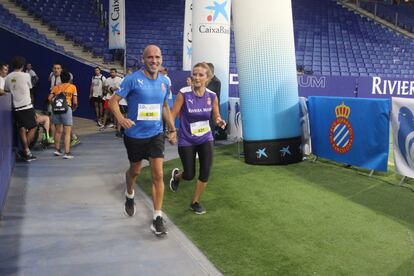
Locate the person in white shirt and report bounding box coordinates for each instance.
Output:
[26,63,39,104]
[4,56,37,162]
[100,68,122,131]
[0,62,8,96]
[48,63,74,90]
[89,67,106,126]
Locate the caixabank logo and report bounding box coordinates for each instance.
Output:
[329,102,354,154]
[199,0,230,35]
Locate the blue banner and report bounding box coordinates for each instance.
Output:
[308,96,390,171]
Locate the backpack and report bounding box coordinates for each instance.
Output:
[52,92,68,114]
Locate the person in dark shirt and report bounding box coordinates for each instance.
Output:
[206,63,221,102]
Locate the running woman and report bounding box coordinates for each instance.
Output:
[169,62,226,214]
[109,45,176,236]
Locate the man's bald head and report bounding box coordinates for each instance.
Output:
[141,44,163,79]
[143,44,162,58]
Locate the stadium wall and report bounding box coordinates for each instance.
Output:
[0,93,14,217]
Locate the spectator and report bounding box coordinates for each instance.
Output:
[35,112,54,145]
[4,56,37,162]
[0,62,8,96]
[206,63,221,102]
[48,71,78,159]
[297,65,305,75]
[101,68,122,131]
[89,66,106,126]
[186,76,192,86]
[26,63,39,104]
[48,63,73,90]
[206,63,223,139]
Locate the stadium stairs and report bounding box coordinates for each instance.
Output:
[0,0,123,73]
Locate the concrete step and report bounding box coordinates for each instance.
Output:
[0,0,124,73]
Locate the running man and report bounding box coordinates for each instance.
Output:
[109,45,177,236]
[169,62,226,214]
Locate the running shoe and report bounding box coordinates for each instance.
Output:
[124,197,136,217]
[47,137,55,144]
[97,120,103,127]
[63,153,74,159]
[24,152,37,162]
[150,216,168,236]
[70,138,80,147]
[169,168,180,192]
[190,202,206,215]
[107,123,114,128]
[54,149,63,156]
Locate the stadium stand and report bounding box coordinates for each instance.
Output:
[359,1,414,33]
[0,4,64,52]
[292,0,414,77]
[11,0,112,62]
[1,0,413,77]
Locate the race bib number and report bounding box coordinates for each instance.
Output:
[190,120,210,137]
[137,104,161,121]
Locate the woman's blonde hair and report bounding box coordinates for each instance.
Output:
[193,62,213,84]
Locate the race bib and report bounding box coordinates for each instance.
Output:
[137,104,161,121]
[190,120,210,137]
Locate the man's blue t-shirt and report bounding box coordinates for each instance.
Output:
[116,70,169,139]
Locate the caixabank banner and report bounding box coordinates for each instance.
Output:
[308,96,390,171]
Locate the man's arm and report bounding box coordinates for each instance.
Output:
[162,100,176,144]
[109,94,135,129]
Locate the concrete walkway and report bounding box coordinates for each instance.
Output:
[0,118,222,276]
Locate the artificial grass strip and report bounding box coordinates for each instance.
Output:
[138,144,414,275]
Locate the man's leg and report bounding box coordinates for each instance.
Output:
[94,101,100,121]
[124,161,141,217]
[149,157,168,235]
[19,127,30,153]
[26,127,37,147]
[99,101,104,121]
[126,161,142,195]
[149,157,164,212]
[63,126,72,154]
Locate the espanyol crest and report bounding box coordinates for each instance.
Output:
[329,102,354,154]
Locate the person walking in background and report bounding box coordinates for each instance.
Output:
[26,63,39,105]
[48,71,78,159]
[101,68,122,131]
[4,56,37,162]
[0,62,8,96]
[169,62,226,214]
[89,66,106,127]
[206,63,221,102]
[109,45,176,236]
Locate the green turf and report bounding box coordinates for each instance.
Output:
[138,144,414,275]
